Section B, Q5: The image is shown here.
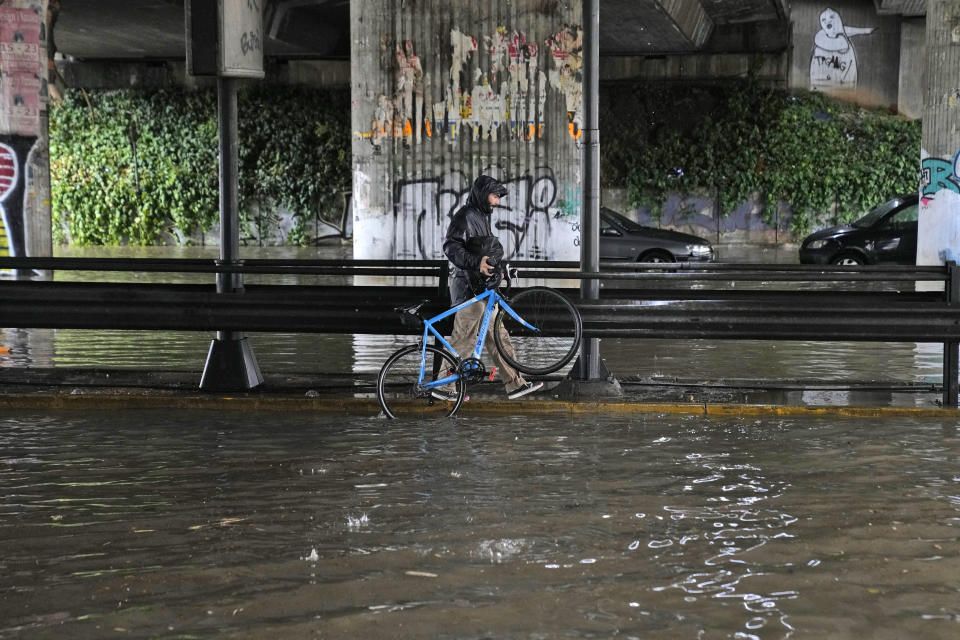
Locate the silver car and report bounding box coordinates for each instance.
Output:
[599,207,716,263]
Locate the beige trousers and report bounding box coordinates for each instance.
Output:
[447,301,525,392]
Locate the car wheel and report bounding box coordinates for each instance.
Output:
[638,250,675,263]
[830,252,865,266]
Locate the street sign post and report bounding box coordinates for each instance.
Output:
[186,0,264,79]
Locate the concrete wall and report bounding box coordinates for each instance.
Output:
[789,0,902,110]
[57,59,351,89]
[601,52,787,85]
[897,17,925,119]
[601,187,802,248]
[350,0,583,262]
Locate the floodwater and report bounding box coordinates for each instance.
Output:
[0,245,946,398]
[2,410,960,638]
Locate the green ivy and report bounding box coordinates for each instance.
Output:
[605,83,920,237]
[50,86,350,245]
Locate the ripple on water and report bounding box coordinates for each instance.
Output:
[2,412,960,638]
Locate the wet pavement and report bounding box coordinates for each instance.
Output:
[2,409,960,638]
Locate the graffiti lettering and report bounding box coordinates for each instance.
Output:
[0,135,36,258]
[240,28,261,56]
[393,168,580,261]
[921,154,960,205]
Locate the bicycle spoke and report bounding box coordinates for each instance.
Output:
[495,287,582,375]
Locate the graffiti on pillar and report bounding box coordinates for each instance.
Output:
[0,1,47,260]
[920,152,960,205]
[0,137,38,258]
[918,149,960,268]
[810,8,875,90]
[359,25,580,146]
[0,147,9,257]
[392,168,580,261]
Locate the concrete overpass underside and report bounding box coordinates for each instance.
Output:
[54,0,798,61]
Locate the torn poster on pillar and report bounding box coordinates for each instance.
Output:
[0,0,48,137]
[359,24,582,145]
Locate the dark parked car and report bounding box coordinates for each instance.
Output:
[599,207,715,263]
[798,193,919,265]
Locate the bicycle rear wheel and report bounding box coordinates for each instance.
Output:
[377,344,465,419]
[494,287,582,375]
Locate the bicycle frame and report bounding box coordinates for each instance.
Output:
[414,287,539,391]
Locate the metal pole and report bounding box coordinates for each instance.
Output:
[217,76,239,304]
[945,261,959,407]
[579,0,601,380]
[199,76,262,391]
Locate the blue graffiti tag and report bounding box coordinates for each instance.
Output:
[921,154,960,200]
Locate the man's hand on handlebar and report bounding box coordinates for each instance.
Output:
[479,256,494,276]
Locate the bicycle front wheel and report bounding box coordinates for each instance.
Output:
[494,287,582,375]
[377,344,465,419]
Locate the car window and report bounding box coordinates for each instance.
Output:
[852,199,900,228]
[880,203,919,229]
[600,208,644,232]
[600,216,618,234]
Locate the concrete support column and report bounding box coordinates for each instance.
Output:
[0,0,52,274]
[917,1,960,406]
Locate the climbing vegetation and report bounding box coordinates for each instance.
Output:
[602,82,921,236]
[50,86,350,245]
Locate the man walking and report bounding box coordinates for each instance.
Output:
[435,175,543,400]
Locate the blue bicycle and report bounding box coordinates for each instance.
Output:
[376,268,582,419]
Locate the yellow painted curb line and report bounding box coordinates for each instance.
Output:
[0,394,956,418]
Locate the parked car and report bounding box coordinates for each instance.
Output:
[599,207,716,263]
[798,193,919,265]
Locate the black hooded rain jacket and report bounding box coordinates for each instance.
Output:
[442,175,508,305]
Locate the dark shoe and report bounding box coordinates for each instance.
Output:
[507,381,543,399]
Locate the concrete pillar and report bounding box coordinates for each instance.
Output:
[917,1,960,407]
[917,1,960,268]
[898,18,925,118]
[0,0,52,267]
[350,0,583,263]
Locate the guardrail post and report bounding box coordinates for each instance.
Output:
[945,261,959,407]
[437,260,448,301]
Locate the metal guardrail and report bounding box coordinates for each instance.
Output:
[1,257,958,405]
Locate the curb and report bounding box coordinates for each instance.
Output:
[0,393,954,418]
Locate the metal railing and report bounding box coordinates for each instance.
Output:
[1,256,957,405]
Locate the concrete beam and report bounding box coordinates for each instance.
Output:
[658,0,715,48]
[875,0,928,16]
[602,0,714,54]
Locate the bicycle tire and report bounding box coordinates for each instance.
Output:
[493,287,582,375]
[377,344,466,419]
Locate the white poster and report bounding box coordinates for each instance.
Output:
[219,0,264,78]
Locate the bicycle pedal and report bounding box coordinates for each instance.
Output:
[488,366,497,382]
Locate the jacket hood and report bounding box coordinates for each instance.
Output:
[467,175,508,213]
